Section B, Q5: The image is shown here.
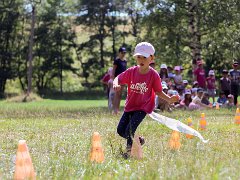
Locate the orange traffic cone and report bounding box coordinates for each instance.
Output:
[14,140,35,180]
[199,113,207,130]
[216,103,220,110]
[235,108,240,124]
[169,131,181,150]
[90,132,104,163]
[130,135,143,159]
[186,118,194,139]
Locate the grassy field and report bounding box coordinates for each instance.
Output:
[0,99,240,179]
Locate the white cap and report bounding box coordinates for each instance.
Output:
[167,90,174,95]
[161,81,167,86]
[183,80,188,84]
[161,64,167,69]
[209,70,215,75]
[162,84,168,90]
[133,42,155,58]
[185,90,191,95]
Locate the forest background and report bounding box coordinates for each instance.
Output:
[1,0,240,97]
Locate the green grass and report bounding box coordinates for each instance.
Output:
[0,99,240,179]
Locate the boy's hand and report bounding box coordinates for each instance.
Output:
[113,84,121,91]
[169,95,180,104]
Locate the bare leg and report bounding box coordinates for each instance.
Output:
[113,88,122,114]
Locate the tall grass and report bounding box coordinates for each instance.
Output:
[0,100,239,179]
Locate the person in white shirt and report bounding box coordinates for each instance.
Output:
[189,88,211,110]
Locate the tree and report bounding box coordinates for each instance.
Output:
[33,0,76,92]
[197,0,240,74]
[75,0,110,68]
[74,0,130,87]
[142,0,190,66]
[141,0,240,75]
[26,0,41,95]
[186,0,201,67]
[0,0,22,96]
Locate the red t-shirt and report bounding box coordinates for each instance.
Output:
[194,68,206,88]
[206,77,216,89]
[118,66,162,113]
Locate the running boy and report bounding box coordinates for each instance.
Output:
[113,42,179,158]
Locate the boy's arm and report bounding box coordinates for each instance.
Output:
[113,76,121,91]
[155,91,179,104]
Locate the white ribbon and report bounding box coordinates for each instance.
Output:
[149,112,209,143]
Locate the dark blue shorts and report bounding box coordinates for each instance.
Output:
[117,110,146,147]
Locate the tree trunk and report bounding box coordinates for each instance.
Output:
[99,31,104,68]
[58,17,63,93]
[17,16,26,92]
[111,17,116,60]
[60,52,63,93]
[99,8,105,68]
[187,0,202,68]
[27,5,36,95]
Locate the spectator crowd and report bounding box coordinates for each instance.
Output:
[102,47,240,113]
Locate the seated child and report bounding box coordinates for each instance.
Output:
[155,83,167,109]
[201,92,210,105]
[217,91,227,105]
[189,88,211,110]
[191,87,198,99]
[156,84,172,112]
[176,90,192,109]
[178,88,185,101]
[224,94,234,108]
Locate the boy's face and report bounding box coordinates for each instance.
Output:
[223,73,227,77]
[135,55,153,69]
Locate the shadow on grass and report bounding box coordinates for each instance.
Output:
[40,90,108,100]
